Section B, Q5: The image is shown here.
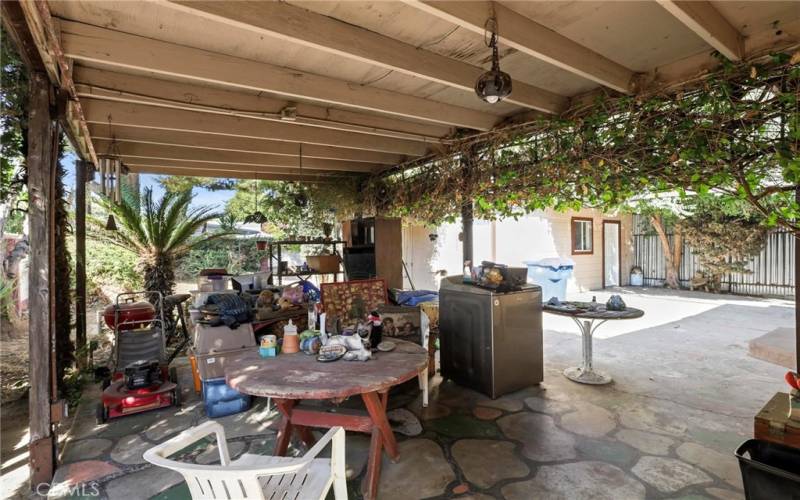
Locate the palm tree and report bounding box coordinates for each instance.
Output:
[90,187,228,297]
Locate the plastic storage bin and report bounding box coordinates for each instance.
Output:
[194,348,251,381]
[524,258,575,301]
[630,266,644,286]
[202,378,251,418]
[194,323,256,355]
[736,439,800,500]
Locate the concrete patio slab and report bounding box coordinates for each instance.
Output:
[748,326,796,368]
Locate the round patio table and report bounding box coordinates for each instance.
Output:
[225,339,428,500]
[544,303,644,385]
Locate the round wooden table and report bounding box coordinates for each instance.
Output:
[544,304,644,385]
[225,339,428,500]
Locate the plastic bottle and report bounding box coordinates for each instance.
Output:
[282,319,300,353]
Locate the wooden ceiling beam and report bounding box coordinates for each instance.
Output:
[127,164,346,182]
[6,1,97,165]
[73,67,451,142]
[59,20,499,131]
[166,0,567,114]
[82,98,429,156]
[87,124,403,165]
[657,1,744,61]
[407,1,636,93]
[93,139,377,173]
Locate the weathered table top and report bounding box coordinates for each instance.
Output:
[544,303,644,320]
[225,339,428,400]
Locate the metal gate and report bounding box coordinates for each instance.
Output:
[632,215,795,297]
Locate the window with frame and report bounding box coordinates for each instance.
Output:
[571,218,593,254]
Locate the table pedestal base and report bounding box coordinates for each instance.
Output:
[563,366,612,385]
[563,317,613,385]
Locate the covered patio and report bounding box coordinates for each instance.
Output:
[2,0,799,499]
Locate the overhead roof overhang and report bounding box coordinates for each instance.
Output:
[5,0,799,180]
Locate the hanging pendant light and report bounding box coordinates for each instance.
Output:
[475,16,512,104]
[293,144,308,208]
[244,177,268,224]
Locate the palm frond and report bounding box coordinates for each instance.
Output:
[142,188,159,248]
[160,190,195,249]
[163,210,222,255]
[101,194,149,247]
[87,215,145,253]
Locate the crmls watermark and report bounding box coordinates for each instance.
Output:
[35,482,101,497]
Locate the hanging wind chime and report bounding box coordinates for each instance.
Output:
[474,15,512,104]
[100,130,125,231]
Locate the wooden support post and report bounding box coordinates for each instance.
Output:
[461,201,473,266]
[460,151,475,266]
[75,159,87,369]
[27,71,57,489]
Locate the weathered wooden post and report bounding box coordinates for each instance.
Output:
[461,149,475,267]
[462,202,474,266]
[26,71,57,488]
[75,159,88,369]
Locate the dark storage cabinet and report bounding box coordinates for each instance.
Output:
[439,276,543,399]
[341,217,403,289]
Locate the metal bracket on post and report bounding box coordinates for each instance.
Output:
[29,436,55,489]
[50,399,67,423]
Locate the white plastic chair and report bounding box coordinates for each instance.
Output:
[144,421,347,500]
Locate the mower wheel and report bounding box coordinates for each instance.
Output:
[172,386,181,408]
[169,366,178,384]
[96,403,109,424]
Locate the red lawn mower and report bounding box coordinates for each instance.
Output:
[96,291,189,423]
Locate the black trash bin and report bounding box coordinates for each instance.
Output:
[735,439,800,500]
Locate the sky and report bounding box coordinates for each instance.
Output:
[61,152,236,211]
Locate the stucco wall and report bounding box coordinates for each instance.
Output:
[402,208,633,294]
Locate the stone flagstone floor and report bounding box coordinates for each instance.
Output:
[46,288,794,499]
[51,368,747,500]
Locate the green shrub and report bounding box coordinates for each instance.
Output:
[85,239,141,291]
[176,238,266,279]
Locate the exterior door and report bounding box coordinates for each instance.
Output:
[603,221,621,287]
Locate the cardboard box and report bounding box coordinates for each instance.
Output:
[306,254,340,273]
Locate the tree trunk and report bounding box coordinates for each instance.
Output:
[651,215,682,289]
[143,253,176,298]
[143,253,177,332]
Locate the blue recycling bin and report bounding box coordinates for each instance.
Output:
[524,258,575,301]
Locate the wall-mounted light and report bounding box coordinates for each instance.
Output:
[475,16,512,104]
